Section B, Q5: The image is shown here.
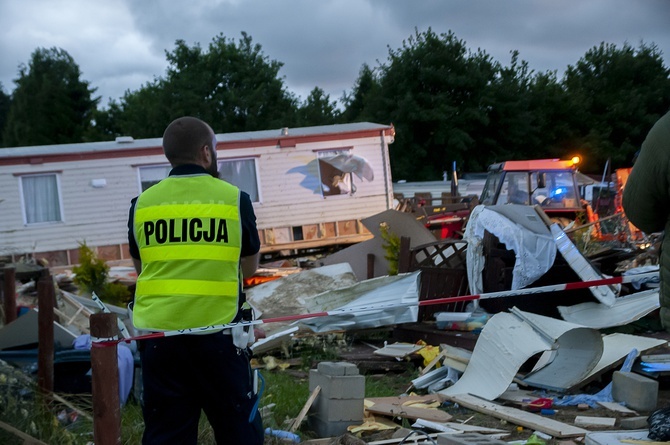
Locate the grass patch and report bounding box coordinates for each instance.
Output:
[1,332,420,444]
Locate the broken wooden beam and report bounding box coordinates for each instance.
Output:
[442,393,588,438]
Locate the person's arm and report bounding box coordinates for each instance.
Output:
[240,253,259,278]
[132,258,142,274]
[239,191,261,278]
[127,197,142,273]
[623,111,670,234]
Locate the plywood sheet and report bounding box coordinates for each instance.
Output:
[365,402,453,422]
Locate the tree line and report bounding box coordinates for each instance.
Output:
[1,28,669,180]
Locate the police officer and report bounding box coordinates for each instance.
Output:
[128,116,263,444]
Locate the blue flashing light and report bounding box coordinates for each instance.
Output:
[550,187,568,198]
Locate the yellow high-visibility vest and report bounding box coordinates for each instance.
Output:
[133,173,242,331]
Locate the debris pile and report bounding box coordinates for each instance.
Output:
[0,199,667,444]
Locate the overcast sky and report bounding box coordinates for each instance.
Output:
[1,0,669,110]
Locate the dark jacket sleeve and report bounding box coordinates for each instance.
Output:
[128,197,140,259]
[240,191,261,257]
[623,110,670,234]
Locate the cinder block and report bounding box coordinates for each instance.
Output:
[437,432,510,445]
[620,416,649,430]
[309,369,365,399]
[317,361,359,376]
[612,371,658,412]
[311,395,364,421]
[308,414,359,438]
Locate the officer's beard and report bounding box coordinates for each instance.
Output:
[207,148,219,178]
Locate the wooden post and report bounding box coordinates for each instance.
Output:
[367,253,375,279]
[3,266,16,324]
[37,275,54,395]
[398,236,411,274]
[90,312,121,445]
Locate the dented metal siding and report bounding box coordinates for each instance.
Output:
[253,136,392,229]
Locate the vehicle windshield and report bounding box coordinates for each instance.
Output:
[491,171,579,208]
[531,171,579,208]
[480,171,502,205]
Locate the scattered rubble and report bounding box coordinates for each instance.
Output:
[0,197,668,444]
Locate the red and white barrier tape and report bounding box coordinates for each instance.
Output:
[92,270,659,347]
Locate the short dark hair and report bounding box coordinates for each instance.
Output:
[162,116,213,165]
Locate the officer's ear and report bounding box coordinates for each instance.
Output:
[200,144,213,165]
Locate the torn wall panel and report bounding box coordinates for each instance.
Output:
[439,311,550,401]
[440,309,604,400]
[558,289,660,329]
[297,271,420,333]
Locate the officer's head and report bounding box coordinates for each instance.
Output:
[162,116,218,177]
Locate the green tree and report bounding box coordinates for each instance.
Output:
[368,28,497,180]
[112,32,299,137]
[0,83,10,147]
[296,87,340,126]
[2,47,99,147]
[562,42,670,171]
[340,64,381,123]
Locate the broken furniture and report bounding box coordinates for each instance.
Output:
[405,239,469,322]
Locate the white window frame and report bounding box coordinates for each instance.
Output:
[218,157,261,203]
[136,158,262,203]
[137,164,172,192]
[18,172,65,225]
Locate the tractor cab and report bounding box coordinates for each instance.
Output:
[480,158,585,223]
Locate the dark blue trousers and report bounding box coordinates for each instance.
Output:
[140,331,263,444]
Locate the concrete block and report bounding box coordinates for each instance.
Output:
[311,395,364,421]
[308,414,359,438]
[619,416,649,430]
[437,432,510,445]
[317,361,359,376]
[309,369,365,399]
[612,371,658,412]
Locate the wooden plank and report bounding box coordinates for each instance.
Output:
[442,394,589,438]
[289,385,320,433]
[574,416,616,427]
[597,401,637,415]
[368,432,442,445]
[366,402,453,423]
[0,419,49,445]
[365,395,445,406]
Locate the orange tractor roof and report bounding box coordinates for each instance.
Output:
[493,159,577,171]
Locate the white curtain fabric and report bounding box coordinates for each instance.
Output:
[219,159,258,202]
[22,174,61,223]
[464,205,556,293]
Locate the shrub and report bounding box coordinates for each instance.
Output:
[72,242,131,306]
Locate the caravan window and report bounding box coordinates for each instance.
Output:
[218,157,260,203]
[19,173,64,224]
[138,158,260,203]
[315,149,373,197]
[139,165,171,191]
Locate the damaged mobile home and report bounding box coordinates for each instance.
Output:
[0,122,395,268]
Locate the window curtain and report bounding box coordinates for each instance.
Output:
[22,175,61,223]
[219,159,258,202]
